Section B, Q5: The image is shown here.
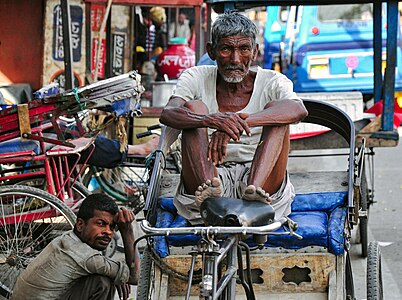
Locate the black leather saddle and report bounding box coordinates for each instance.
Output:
[200,197,275,227]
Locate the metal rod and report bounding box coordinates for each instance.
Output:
[194,5,202,63]
[383,0,397,131]
[105,5,113,78]
[373,1,382,103]
[227,242,237,299]
[216,235,237,265]
[215,266,237,298]
[141,219,283,236]
[61,0,74,90]
[185,254,197,300]
[85,3,92,83]
[239,241,256,300]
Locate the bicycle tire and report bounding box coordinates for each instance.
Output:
[7,176,90,209]
[367,241,383,300]
[136,247,156,300]
[345,250,355,299]
[67,179,91,213]
[0,185,76,299]
[359,168,369,258]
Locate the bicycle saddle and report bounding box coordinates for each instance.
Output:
[200,197,275,227]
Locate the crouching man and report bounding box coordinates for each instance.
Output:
[11,193,139,300]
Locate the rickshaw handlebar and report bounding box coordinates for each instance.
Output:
[140,217,302,239]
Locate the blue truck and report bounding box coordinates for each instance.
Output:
[269,4,402,98]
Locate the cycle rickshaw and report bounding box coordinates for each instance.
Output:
[135,0,400,298]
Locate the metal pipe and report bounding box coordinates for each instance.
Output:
[61,0,74,90]
[216,235,237,265]
[185,254,197,300]
[383,0,398,131]
[141,219,283,235]
[215,266,237,298]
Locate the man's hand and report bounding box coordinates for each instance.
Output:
[116,283,131,300]
[208,131,231,165]
[115,207,135,234]
[205,112,250,141]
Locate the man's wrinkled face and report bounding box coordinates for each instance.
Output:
[76,209,116,251]
[214,35,257,83]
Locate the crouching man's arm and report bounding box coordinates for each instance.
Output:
[116,207,140,285]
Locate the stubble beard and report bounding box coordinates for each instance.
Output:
[219,61,252,83]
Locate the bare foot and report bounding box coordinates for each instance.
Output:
[128,137,160,155]
[194,177,222,207]
[242,185,272,204]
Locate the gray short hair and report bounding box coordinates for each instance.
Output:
[211,11,258,51]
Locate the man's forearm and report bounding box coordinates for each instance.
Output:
[246,99,308,127]
[121,230,139,285]
[160,107,206,130]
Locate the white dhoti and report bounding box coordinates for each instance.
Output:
[174,163,295,225]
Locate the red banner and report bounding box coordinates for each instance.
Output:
[90,4,106,79]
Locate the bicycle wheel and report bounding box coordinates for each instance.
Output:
[0,185,76,298]
[66,179,91,213]
[367,241,383,300]
[7,176,90,213]
[137,247,156,300]
[345,250,355,299]
[359,168,369,257]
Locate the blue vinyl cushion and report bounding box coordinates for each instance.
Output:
[0,138,40,155]
[153,192,347,257]
[263,211,328,249]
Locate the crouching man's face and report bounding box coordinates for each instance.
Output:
[75,209,116,251]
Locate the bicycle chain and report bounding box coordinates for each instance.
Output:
[150,247,202,283]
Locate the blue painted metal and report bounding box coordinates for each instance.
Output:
[263,6,287,69]
[383,0,398,131]
[293,40,386,66]
[373,2,383,103]
[222,2,235,11]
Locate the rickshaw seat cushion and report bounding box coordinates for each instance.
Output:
[328,206,347,255]
[291,191,347,213]
[0,133,61,156]
[154,191,348,257]
[0,138,40,155]
[160,196,178,214]
[262,211,328,249]
[200,197,275,227]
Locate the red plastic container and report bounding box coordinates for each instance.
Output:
[157,37,195,80]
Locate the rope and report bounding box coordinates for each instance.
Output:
[72,87,86,111]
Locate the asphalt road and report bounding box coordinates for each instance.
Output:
[351,128,402,300]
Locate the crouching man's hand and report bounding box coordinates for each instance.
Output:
[116,283,131,300]
[115,207,135,234]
